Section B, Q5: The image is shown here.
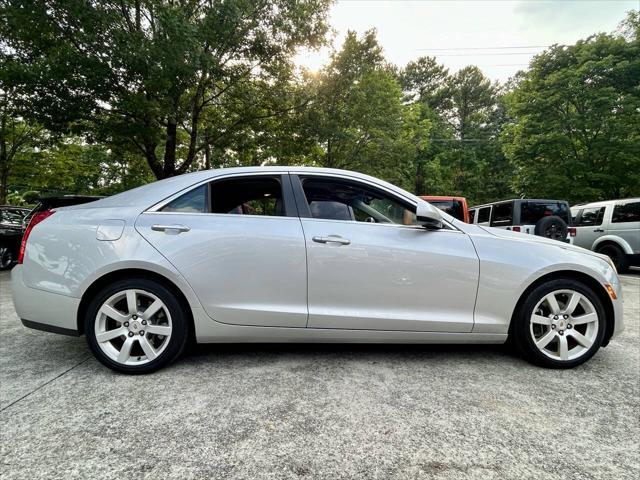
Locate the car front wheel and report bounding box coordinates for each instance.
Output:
[85,278,189,374]
[512,279,606,368]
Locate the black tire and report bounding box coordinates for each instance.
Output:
[534,215,568,241]
[597,243,629,274]
[511,278,606,369]
[0,247,14,270]
[85,278,189,374]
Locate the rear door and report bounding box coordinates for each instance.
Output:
[136,172,308,328]
[608,200,640,254]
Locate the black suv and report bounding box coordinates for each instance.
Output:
[0,206,30,270]
[469,199,575,242]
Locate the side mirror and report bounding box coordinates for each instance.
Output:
[416,200,443,229]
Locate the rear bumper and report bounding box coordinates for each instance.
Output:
[11,266,80,334]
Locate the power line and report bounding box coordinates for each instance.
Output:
[432,52,542,56]
[417,45,551,51]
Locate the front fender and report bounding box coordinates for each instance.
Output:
[592,235,633,255]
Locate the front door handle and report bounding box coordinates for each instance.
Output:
[151,224,191,234]
[593,228,605,233]
[312,235,351,245]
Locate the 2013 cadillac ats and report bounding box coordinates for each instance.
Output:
[12,167,623,373]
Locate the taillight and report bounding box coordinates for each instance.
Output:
[18,210,54,264]
[568,227,576,237]
[512,226,521,232]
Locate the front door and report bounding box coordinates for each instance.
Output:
[294,175,480,333]
[136,173,308,328]
[573,206,606,250]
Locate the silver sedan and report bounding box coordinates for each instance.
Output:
[12,167,623,373]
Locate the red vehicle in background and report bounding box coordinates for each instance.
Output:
[420,196,470,223]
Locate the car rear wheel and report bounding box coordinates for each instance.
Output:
[85,278,189,374]
[597,243,629,274]
[511,279,605,368]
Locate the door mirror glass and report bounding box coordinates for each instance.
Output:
[416,200,443,229]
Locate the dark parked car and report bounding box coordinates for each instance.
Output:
[22,195,103,227]
[0,206,30,270]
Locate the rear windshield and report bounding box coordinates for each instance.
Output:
[520,201,570,225]
[428,200,465,221]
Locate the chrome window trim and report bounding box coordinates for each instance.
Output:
[146,170,289,213]
[293,171,460,232]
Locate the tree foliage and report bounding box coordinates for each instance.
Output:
[502,28,640,203]
[1,0,332,178]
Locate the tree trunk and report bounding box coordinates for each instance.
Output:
[163,121,177,177]
[204,142,211,170]
[0,135,8,204]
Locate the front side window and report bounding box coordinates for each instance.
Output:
[469,209,476,223]
[477,207,491,223]
[491,202,513,226]
[612,202,640,223]
[161,176,284,216]
[575,207,605,226]
[301,177,417,225]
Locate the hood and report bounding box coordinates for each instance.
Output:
[478,225,613,265]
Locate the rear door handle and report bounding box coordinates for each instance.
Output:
[312,235,351,245]
[593,228,605,232]
[151,224,190,234]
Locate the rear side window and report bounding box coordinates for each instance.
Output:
[429,200,465,221]
[477,207,491,223]
[161,176,285,216]
[575,207,605,226]
[210,177,283,216]
[162,184,207,213]
[612,202,640,223]
[491,202,513,226]
[520,202,570,224]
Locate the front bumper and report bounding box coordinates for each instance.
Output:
[11,266,81,335]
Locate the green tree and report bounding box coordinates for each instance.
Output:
[0,89,46,203]
[305,30,430,190]
[502,23,640,203]
[1,0,332,179]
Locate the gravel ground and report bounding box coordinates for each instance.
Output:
[1,270,638,480]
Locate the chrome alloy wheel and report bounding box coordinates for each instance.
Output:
[529,289,599,362]
[95,289,173,366]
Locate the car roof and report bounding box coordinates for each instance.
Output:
[571,198,640,210]
[471,199,569,209]
[63,167,425,210]
[420,195,467,202]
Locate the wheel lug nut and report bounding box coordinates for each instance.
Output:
[551,325,556,329]
[567,324,572,329]
[559,330,564,335]
[563,315,569,319]
[124,321,129,327]
[553,316,558,320]
[128,332,134,337]
[132,315,138,320]
[142,320,147,325]
[139,330,145,336]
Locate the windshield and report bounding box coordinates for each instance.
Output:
[520,201,571,225]
[428,200,465,222]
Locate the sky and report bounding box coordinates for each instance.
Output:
[294,0,638,82]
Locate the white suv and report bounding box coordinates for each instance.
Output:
[571,198,640,273]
